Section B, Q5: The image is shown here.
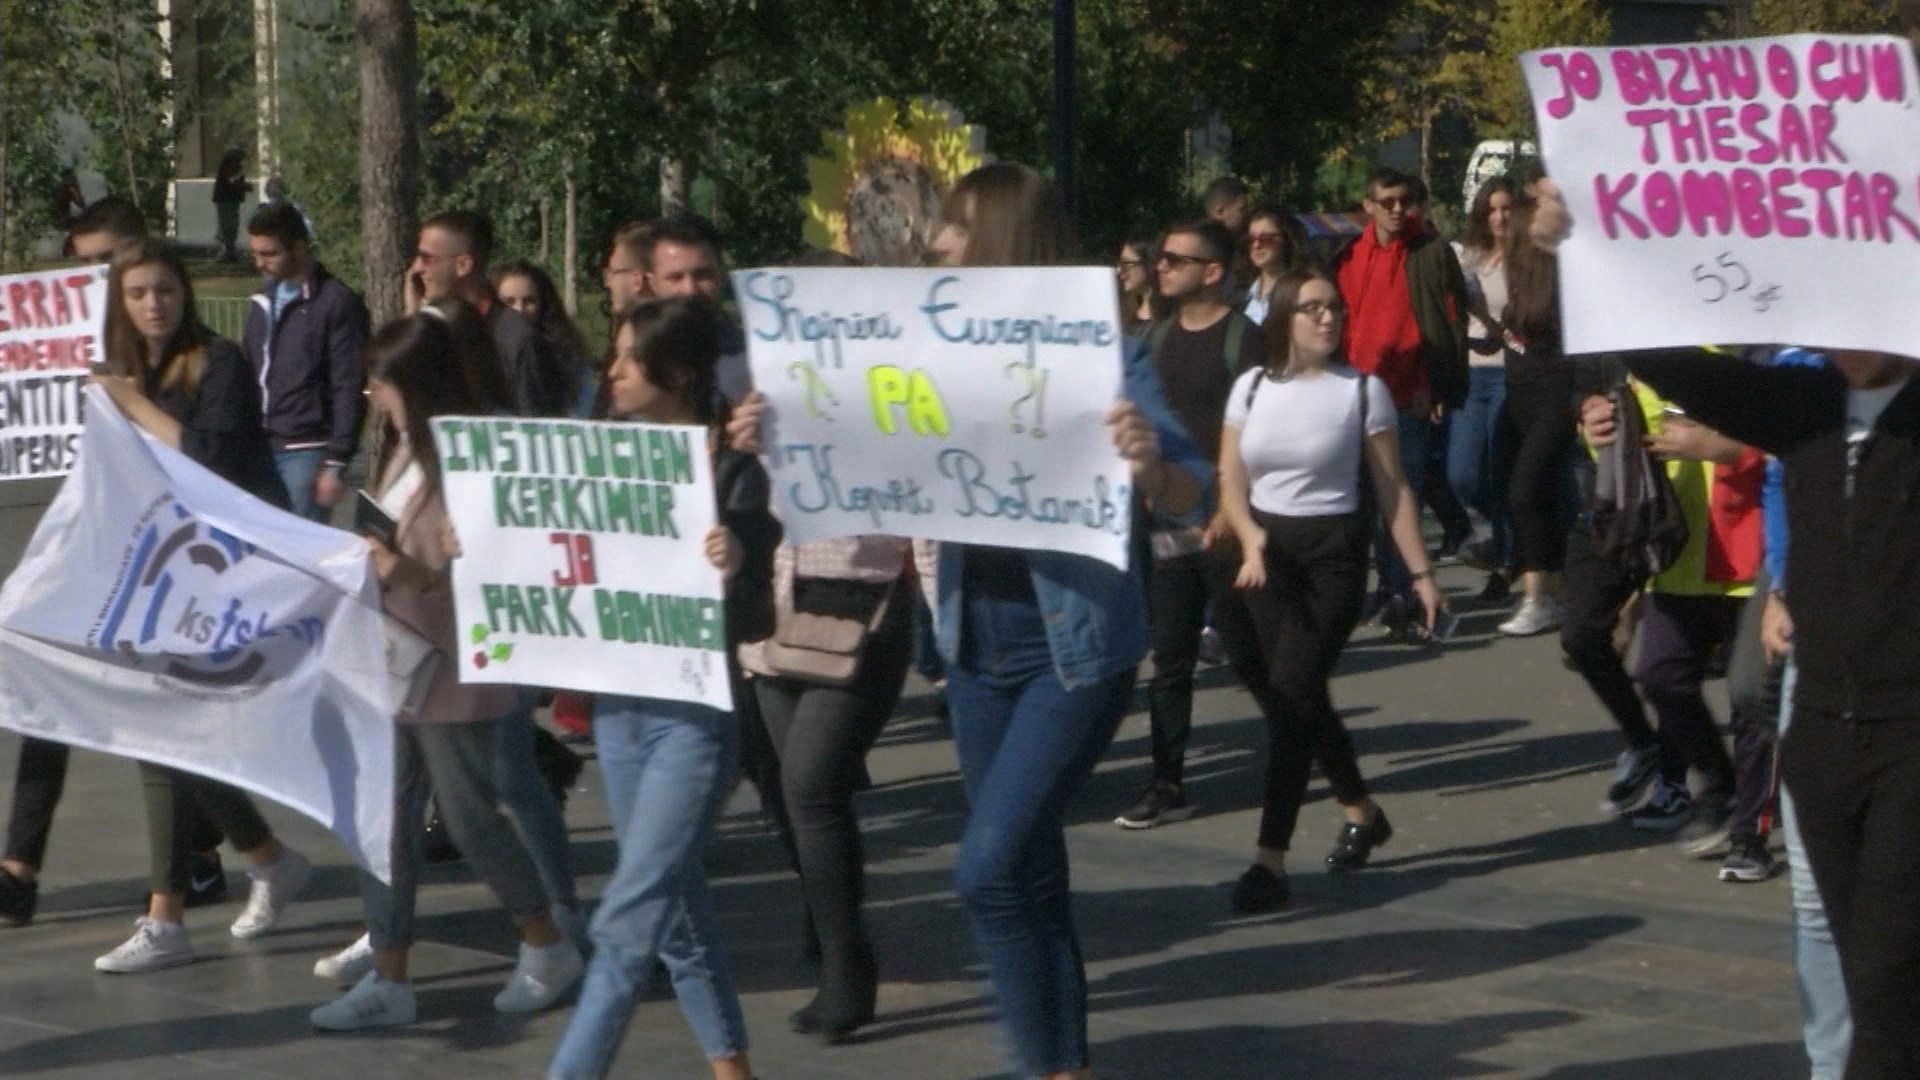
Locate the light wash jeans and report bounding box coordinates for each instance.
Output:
[548,695,747,1079]
[1780,660,1852,1080]
[497,705,578,910]
[274,447,334,524]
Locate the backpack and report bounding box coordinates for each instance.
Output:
[1146,312,1253,377]
[1590,381,1689,581]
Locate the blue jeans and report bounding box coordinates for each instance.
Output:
[548,696,747,1078]
[946,587,1134,1076]
[1780,661,1852,1080]
[1446,366,1514,564]
[497,706,578,910]
[1374,410,1431,597]
[274,447,333,524]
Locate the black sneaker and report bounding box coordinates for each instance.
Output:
[1230,864,1289,914]
[1625,781,1695,833]
[1675,799,1734,858]
[1477,571,1512,606]
[1602,745,1661,815]
[1719,837,1779,883]
[1196,626,1227,669]
[185,851,228,909]
[0,867,37,927]
[1435,530,1475,566]
[1115,783,1193,830]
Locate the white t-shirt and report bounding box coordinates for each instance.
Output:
[1847,377,1909,445]
[1225,365,1396,516]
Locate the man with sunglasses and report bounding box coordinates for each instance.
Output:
[1115,219,1265,830]
[1332,167,1470,634]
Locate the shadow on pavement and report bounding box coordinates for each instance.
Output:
[1088,1011,1584,1079]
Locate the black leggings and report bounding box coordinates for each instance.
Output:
[1504,370,1576,575]
[141,763,271,895]
[1234,510,1371,851]
[7,738,223,872]
[755,576,914,963]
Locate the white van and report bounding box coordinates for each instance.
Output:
[1463,140,1537,211]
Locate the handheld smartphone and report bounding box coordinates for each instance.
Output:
[1430,607,1461,643]
[353,490,399,549]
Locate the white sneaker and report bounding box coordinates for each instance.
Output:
[95,917,193,973]
[313,932,375,987]
[230,847,313,939]
[1498,596,1564,637]
[311,970,417,1031]
[493,939,583,1014]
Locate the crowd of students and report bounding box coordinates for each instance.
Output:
[0,154,1908,1080]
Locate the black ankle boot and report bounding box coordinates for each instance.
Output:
[789,942,877,1044]
[1326,807,1393,872]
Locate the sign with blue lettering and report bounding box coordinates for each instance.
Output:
[734,267,1132,569]
[431,417,732,709]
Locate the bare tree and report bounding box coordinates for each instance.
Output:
[354,0,418,327]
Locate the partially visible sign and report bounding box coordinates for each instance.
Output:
[734,266,1133,569]
[432,417,733,710]
[0,266,107,480]
[1524,34,1920,355]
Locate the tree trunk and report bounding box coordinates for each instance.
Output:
[538,197,551,264]
[563,171,578,316]
[104,2,143,201]
[354,0,419,327]
[1419,110,1433,191]
[659,156,687,216]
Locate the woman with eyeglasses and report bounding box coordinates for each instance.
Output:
[1114,234,1161,337]
[1240,206,1305,326]
[1216,266,1443,915]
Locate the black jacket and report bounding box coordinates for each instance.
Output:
[241,265,369,464]
[1624,348,1920,720]
[486,303,573,419]
[153,338,292,510]
[713,443,780,646]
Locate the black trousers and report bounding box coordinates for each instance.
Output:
[141,763,271,894]
[1559,548,1658,751]
[1781,710,1920,1079]
[756,576,914,964]
[1237,510,1371,851]
[1722,570,1781,839]
[7,738,223,872]
[1634,593,1740,799]
[1143,550,1263,788]
[1504,372,1576,575]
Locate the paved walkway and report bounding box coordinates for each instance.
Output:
[0,564,1804,1078]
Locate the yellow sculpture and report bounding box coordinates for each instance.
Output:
[802,98,990,266]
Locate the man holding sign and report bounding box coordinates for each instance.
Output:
[1526,35,1920,1079]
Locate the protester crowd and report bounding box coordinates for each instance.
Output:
[0,150,1906,1080]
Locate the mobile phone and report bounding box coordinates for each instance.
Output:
[1412,607,1461,645]
[353,490,398,549]
[1660,404,1688,418]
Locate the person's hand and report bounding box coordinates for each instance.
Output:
[1530,177,1572,253]
[705,525,741,582]
[1107,399,1161,472]
[726,391,768,455]
[1580,394,1619,447]
[1430,401,1448,423]
[1647,416,1744,464]
[1201,512,1232,552]
[366,534,403,585]
[402,272,425,316]
[1233,528,1268,590]
[313,466,345,510]
[1413,576,1445,630]
[1762,591,1794,663]
[440,515,462,560]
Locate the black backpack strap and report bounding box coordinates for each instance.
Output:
[1223,313,1247,376]
[1146,318,1172,358]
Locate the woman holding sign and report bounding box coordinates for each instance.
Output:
[87,239,318,974]
[308,307,585,1030]
[547,295,779,1080]
[926,163,1209,1080]
[1215,266,1444,915]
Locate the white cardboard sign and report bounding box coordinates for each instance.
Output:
[0,265,108,481]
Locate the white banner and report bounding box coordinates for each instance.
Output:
[0,386,435,882]
[1524,34,1920,355]
[0,266,108,482]
[432,417,733,710]
[733,266,1133,569]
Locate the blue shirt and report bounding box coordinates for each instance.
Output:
[1764,348,1830,589]
[934,336,1212,689]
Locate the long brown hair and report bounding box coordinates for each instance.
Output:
[599,295,726,427]
[103,239,212,396]
[942,163,1076,267]
[366,310,488,496]
[1503,200,1561,354]
[1260,266,1344,377]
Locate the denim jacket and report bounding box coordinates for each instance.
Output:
[935,337,1213,690]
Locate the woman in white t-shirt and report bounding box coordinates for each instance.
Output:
[1215,267,1444,916]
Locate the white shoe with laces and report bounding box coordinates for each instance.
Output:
[311,970,417,1031]
[1498,595,1564,637]
[494,939,583,1014]
[94,916,193,973]
[230,847,313,939]
[313,932,374,987]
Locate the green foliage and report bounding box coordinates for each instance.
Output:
[1,0,72,265]
[272,3,364,289]
[1484,0,1613,137]
[1734,0,1903,33]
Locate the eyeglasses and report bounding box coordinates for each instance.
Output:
[1248,233,1284,248]
[1370,197,1410,211]
[1155,252,1218,269]
[1295,300,1348,319]
[1116,258,1144,271]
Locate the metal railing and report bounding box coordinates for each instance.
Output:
[198,297,251,341]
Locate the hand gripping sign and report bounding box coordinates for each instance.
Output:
[1524,34,1920,356]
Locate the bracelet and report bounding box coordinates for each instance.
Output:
[1409,568,1435,583]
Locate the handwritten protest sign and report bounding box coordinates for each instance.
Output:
[733,267,1133,569]
[431,417,732,710]
[0,266,107,481]
[1524,34,1920,355]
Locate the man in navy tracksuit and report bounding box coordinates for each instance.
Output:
[242,201,369,521]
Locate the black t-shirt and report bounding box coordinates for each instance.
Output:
[151,338,292,510]
[1149,312,1265,465]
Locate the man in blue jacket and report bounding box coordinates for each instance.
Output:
[243,201,369,521]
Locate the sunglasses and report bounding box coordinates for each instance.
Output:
[1155,252,1219,269]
